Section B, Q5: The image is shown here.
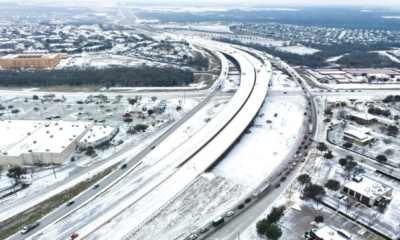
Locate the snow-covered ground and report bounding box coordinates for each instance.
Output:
[276,46,320,55]
[268,70,301,91]
[154,24,232,33]
[375,51,400,63]
[326,54,346,62]
[109,96,305,240]
[34,98,230,240]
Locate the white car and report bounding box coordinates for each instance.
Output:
[226,211,234,217]
[189,234,197,240]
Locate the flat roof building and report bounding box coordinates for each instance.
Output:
[0,120,93,165]
[341,174,393,207]
[343,128,375,146]
[78,125,119,150]
[0,53,64,68]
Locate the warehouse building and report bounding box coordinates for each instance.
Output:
[0,53,64,68]
[0,120,93,165]
[341,175,393,207]
[78,125,119,150]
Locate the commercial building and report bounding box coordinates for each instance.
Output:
[310,224,352,240]
[0,120,93,165]
[350,111,394,125]
[0,53,64,68]
[341,175,393,207]
[343,128,375,146]
[78,125,119,150]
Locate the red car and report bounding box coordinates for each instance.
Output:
[281,176,287,181]
[308,142,311,145]
[305,146,308,149]
[301,141,305,145]
[304,135,308,139]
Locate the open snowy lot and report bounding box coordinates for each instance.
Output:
[268,70,301,91]
[119,96,305,240]
[277,46,320,55]
[154,24,232,33]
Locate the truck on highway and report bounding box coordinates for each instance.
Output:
[253,182,271,197]
[212,216,224,227]
[306,92,311,99]
[76,101,84,104]
[21,222,39,234]
[309,124,313,134]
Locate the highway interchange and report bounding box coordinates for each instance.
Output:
[2,37,400,240]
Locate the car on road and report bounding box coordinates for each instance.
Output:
[304,146,308,149]
[301,158,306,162]
[277,172,282,176]
[92,184,99,189]
[308,142,312,145]
[150,145,156,150]
[308,119,312,122]
[310,138,314,142]
[295,159,299,162]
[283,166,288,171]
[226,211,234,217]
[66,201,74,207]
[296,150,300,154]
[117,140,124,145]
[238,204,245,209]
[327,90,331,92]
[245,198,252,203]
[304,112,307,115]
[298,145,303,149]
[301,141,305,145]
[189,234,197,240]
[281,176,286,181]
[200,227,209,233]
[337,194,345,199]
[120,163,127,169]
[286,171,291,175]
[284,92,287,94]
[358,90,361,92]
[275,183,281,188]
[351,90,355,92]
[304,134,308,139]
[293,154,298,159]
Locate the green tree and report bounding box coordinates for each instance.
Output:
[147,109,154,115]
[339,158,347,167]
[32,95,39,100]
[85,148,95,156]
[323,151,334,159]
[317,143,328,155]
[341,102,347,107]
[266,205,286,224]
[376,155,387,163]
[297,174,311,188]
[304,183,326,199]
[343,142,353,148]
[128,98,137,106]
[387,125,399,135]
[265,224,282,240]
[315,215,324,224]
[124,118,133,125]
[7,166,27,183]
[324,179,341,192]
[151,96,158,103]
[134,123,148,132]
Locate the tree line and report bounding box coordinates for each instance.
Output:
[214,38,400,69]
[0,67,194,88]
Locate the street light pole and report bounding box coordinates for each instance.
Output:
[48,151,57,179]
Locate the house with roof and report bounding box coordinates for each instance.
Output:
[310,224,353,240]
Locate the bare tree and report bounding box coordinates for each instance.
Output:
[335,198,341,211]
[379,126,387,133]
[383,138,392,145]
[27,167,36,178]
[352,208,362,222]
[366,218,377,230]
[344,199,353,214]
[338,109,348,118]
[384,149,394,158]
[0,165,3,179]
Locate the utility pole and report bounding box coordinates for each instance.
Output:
[47,151,57,179]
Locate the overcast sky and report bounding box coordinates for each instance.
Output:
[116,0,400,5]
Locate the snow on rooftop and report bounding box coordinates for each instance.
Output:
[343,129,372,141]
[350,111,376,120]
[79,125,116,144]
[0,120,91,156]
[312,224,352,240]
[344,175,392,200]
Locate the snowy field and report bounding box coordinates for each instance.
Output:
[154,24,232,33]
[326,54,346,62]
[122,96,305,240]
[276,46,320,55]
[268,70,301,91]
